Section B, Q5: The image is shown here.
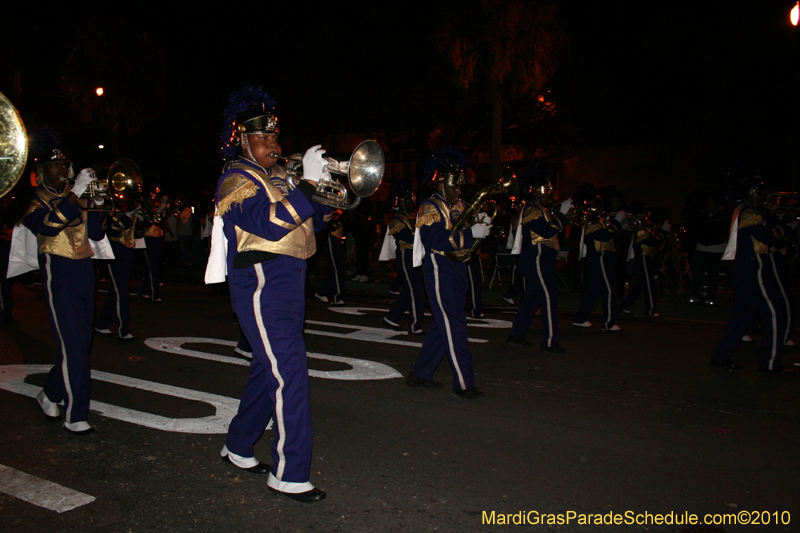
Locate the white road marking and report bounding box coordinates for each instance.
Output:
[0,464,95,513]
[305,320,489,345]
[143,337,403,380]
[326,306,512,328]
[0,364,238,434]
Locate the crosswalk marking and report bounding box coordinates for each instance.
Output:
[0,464,95,513]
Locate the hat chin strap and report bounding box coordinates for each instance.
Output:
[240,134,255,162]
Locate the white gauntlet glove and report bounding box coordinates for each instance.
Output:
[71,168,96,198]
[661,221,672,232]
[559,198,573,215]
[302,145,327,184]
[614,210,627,223]
[470,222,492,239]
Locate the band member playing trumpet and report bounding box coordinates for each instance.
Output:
[619,204,670,318]
[209,86,331,502]
[407,147,491,399]
[23,139,105,435]
[506,163,570,352]
[572,194,626,331]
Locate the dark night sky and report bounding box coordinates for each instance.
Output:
[2,1,798,193]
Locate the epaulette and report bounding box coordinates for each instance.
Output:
[521,204,544,225]
[738,207,763,229]
[416,201,441,228]
[216,171,259,216]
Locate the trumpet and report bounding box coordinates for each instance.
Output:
[270,140,384,210]
[70,158,144,211]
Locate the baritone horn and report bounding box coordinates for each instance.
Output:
[0,91,28,199]
[271,139,384,210]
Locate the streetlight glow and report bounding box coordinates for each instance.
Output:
[96,87,104,96]
[792,2,799,26]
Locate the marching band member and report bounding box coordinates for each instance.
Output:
[406,147,491,399]
[619,204,670,318]
[711,177,791,374]
[95,205,140,340]
[314,208,347,306]
[382,180,424,334]
[572,195,626,331]
[207,86,331,502]
[506,163,570,352]
[23,139,106,435]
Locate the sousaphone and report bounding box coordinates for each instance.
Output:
[0,91,28,199]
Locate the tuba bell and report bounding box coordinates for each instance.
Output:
[0,91,28,199]
[271,140,384,210]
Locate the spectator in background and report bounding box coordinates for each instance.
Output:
[688,195,728,305]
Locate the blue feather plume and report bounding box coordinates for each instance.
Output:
[219,85,277,161]
[421,146,467,183]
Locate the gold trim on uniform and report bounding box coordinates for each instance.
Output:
[415,203,441,228]
[219,162,317,260]
[738,207,762,229]
[751,236,769,255]
[27,190,94,259]
[523,203,561,250]
[419,195,471,257]
[389,215,414,236]
[585,220,617,253]
[108,216,137,248]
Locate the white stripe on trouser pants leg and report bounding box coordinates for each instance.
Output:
[535,247,553,347]
[401,249,418,325]
[643,256,654,315]
[755,255,779,369]
[45,255,75,423]
[329,235,341,296]
[252,264,288,478]
[432,254,467,389]
[770,255,791,344]
[108,264,123,331]
[599,253,613,329]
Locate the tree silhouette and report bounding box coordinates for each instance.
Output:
[434,0,566,179]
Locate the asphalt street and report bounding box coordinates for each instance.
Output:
[1,269,798,532]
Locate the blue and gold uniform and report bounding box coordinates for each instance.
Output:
[385,210,424,333]
[217,154,330,494]
[620,226,667,317]
[411,193,477,391]
[140,216,164,301]
[315,210,345,304]
[574,216,623,329]
[510,201,567,347]
[23,176,105,428]
[712,204,788,371]
[96,212,136,338]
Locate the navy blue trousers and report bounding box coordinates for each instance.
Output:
[574,252,618,328]
[226,256,314,492]
[141,236,163,300]
[412,254,474,390]
[96,240,134,338]
[466,252,483,317]
[712,256,787,370]
[317,235,345,302]
[620,254,658,317]
[512,255,561,347]
[40,254,95,424]
[0,239,13,321]
[386,248,425,332]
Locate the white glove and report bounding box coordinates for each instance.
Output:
[71,168,96,198]
[302,145,327,184]
[559,198,573,214]
[476,212,491,224]
[661,221,672,232]
[470,222,492,239]
[614,210,627,222]
[125,207,140,217]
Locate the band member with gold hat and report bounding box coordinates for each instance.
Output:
[506,163,571,352]
[22,131,106,435]
[407,147,491,399]
[207,86,331,502]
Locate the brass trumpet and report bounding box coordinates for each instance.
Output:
[270,140,384,210]
[72,158,144,211]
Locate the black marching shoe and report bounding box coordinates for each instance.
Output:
[758,366,795,376]
[268,487,326,503]
[710,359,744,370]
[540,345,566,354]
[506,335,532,347]
[453,387,484,400]
[221,452,270,475]
[406,372,442,388]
